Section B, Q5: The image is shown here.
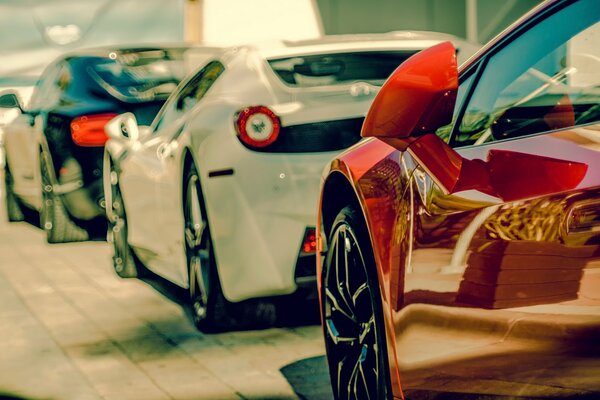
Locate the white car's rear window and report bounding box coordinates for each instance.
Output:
[267,51,418,87]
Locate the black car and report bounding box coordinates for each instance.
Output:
[0,45,200,242]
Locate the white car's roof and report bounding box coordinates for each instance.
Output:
[249,31,476,59]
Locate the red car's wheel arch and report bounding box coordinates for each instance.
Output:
[319,143,411,398]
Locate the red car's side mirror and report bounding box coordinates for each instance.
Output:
[361,41,458,146]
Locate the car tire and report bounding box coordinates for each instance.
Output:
[106,161,144,278]
[183,163,236,333]
[39,150,88,243]
[322,205,392,400]
[4,165,25,222]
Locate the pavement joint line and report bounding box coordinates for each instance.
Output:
[7,231,178,400]
[16,232,250,398]
[0,245,103,399]
[62,249,273,396]
[1,221,328,399]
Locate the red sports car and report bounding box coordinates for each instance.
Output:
[317,0,600,398]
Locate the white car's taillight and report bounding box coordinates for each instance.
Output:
[235,105,280,149]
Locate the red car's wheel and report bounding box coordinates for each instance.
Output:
[322,206,391,399]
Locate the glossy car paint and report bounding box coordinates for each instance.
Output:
[362,41,458,142]
[106,33,479,302]
[322,130,600,397]
[318,1,600,398]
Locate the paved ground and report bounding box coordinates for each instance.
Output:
[0,210,332,400]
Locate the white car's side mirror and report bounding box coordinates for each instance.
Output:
[105,112,142,142]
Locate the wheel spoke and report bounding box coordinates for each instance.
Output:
[348,361,359,400]
[325,318,357,345]
[343,229,353,308]
[357,357,373,400]
[184,226,196,249]
[334,229,356,318]
[336,345,361,400]
[351,282,368,307]
[325,288,356,323]
[184,170,212,326]
[185,177,206,251]
[359,316,374,345]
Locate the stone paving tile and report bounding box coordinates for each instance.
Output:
[0,272,101,400]
[64,342,171,400]
[0,217,330,400]
[137,356,240,400]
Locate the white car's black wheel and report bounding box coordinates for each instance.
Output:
[184,164,233,332]
[322,206,391,400]
[39,150,88,243]
[107,163,142,278]
[4,165,25,222]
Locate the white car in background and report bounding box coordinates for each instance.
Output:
[104,32,479,332]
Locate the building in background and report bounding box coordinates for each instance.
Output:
[185,0,323,45]
[0,0,185,112]
[0,0,185,79]
[315,0,543,43]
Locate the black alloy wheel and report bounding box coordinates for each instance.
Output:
[39,150,88,243]
[322,206,391,400]
[3,164,25,222]
[107,162,141,278]
[183,164,231,333]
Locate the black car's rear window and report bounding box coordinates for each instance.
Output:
[87,49,188,101]
[268,51,418,87]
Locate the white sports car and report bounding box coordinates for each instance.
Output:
[103,32,478,332]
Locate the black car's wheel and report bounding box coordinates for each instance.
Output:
[3,164,25,222]
[39,150,88,243]
[322,206,391,400]
[184,164,233,333]
[106,162,143,278]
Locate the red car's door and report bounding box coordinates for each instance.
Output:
[394,2,600,396]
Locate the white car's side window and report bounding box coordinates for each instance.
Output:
[151,60,224,134]
[28,62,63,111]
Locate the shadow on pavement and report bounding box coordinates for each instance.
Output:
[280,355,333,400]
[19,205,40,229]
[0,393,51,400]
[140,271,322,331]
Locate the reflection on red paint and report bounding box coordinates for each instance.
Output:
[407,134,588,202]
[544,94,575,130]
[457,241,590,308]
[486,149,588,201]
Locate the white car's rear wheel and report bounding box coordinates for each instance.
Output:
[184,164,232,332]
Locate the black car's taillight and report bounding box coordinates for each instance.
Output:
[70,113,117,147]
